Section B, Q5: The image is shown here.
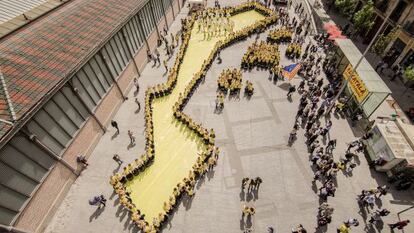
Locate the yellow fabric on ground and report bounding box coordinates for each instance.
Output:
[126,10,265,221]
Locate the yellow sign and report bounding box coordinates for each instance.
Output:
[343,64,368,103]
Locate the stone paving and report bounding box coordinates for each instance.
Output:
[45,1,414,233]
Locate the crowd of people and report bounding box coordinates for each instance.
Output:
[106,0,413,232]
[241,41,280,71]
[217,68,243,94]
[107,2,278,232]
[285,42,302,59]
[267,28,293,43]
[195,8,234,40]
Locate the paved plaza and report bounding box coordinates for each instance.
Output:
[45,1,414,233]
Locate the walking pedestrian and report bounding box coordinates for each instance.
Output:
[368,211,382,224]
[128,130,135,144]
[388,219,410,230]
[287,85,296,98]
[135,98,141,112]
[113,154,123,165]
[111,120,119,134]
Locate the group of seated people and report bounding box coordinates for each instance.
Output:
[241,41,280,71]
[109,2,280,232]
[217,68,243,95]
[285,42,302,59]
[267,28,293,43]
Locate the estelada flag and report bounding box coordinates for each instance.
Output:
[282,63,301,80]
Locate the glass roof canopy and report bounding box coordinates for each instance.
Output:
[334,38,392,117]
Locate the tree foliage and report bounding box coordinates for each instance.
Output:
[335,0,358,18]
[353,0,375,35]
[404,66,414,83]
[371,27,399,57]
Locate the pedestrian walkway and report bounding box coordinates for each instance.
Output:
[45,1,414,233]
[125,9,265,222]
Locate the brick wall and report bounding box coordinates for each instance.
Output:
[12,2,180,232]
[15,163,75,232]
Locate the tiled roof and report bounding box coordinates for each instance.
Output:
[0,0,146,141]
[0,122,12,140]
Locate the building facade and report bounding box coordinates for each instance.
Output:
[0,0,183,232]
[367,0,414,68]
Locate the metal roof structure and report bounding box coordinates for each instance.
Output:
[0,0,49,23]
[0,0,147,142]
[335,38,392,94]
[0,0,68,38]
[377,119,414,166]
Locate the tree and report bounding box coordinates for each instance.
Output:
[335,0,358,18]
[353,0,375,35]
[404,66,414,83]
[402,66,414,95]
[371,27,400,57]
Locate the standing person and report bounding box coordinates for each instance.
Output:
[375,60,384,72]
[388,219,410,230]
[291,224,307,233]
[241,177,249,191]
[147,50,155,66]
[163,60,168,74]
[254,177,262,190]
[154,48,160,65]
[170,33,175,47]
[368,211,382,224]
[98,195,107,208]
[111,120,120,134]
[128,130,135,144]
[133,77,139,94]
[76,155,89,167]
[379,61,388,73]
[326,139,337,153]
[113,154,123,165]
[287,85,296,98]
[337,223,350,233]
[289,127,298,144]
[135,98,141,112]
[217,51,222,64]
[391,66,403,81]
[214,0,220,8]
[248,179,256,193]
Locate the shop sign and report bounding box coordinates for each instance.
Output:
[343,64,369,103]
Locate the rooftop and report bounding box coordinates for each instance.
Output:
[0,0,68,38]
[0,0,146,143]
